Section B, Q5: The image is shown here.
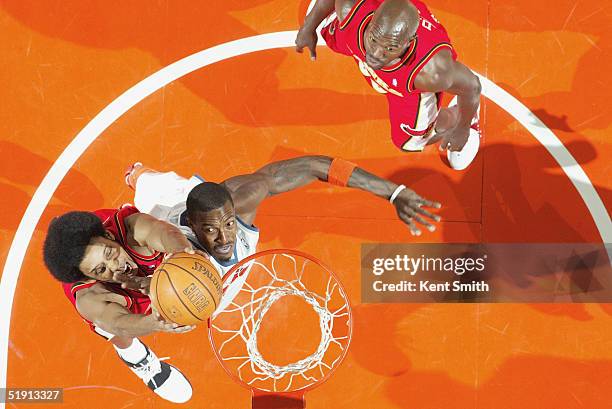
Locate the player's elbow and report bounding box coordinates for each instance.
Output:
[94,319,126,338]
[456,72,481,101]
[106,320,143,339]
[96,312,137,338]
[109,326,130,338]
[470,74,482,97]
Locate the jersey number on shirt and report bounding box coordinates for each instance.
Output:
[355,56,404,97]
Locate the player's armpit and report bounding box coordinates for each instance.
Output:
[222,174,270,226]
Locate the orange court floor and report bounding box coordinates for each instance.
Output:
[1,1,611,408]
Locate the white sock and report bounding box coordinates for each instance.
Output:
[113,338,148,364]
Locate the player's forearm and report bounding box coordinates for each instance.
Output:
[302,0,335,29]
[261,155,401,203]
[103,313,159,338]
[346,168,399,200]
[454,73,481,128]
[268,155,399,199]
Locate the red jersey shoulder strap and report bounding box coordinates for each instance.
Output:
[406,42,454,93]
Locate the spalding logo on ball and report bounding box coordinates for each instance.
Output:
[149,252,222,326]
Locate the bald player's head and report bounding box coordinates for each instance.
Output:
[364,0,420,70]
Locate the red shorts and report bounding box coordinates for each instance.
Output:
[387,91,443,152]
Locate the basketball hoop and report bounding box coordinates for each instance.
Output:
[208,249,353,406]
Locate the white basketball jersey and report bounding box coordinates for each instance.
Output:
[133,171,259,277]
[164,202,259,278]
[133,170,259,314]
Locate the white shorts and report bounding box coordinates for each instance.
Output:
[134,171,204,219]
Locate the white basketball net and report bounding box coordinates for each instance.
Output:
[209,251,352,393]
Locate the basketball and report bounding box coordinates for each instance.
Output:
[149,252,222,326]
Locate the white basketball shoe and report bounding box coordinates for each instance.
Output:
[119,344,192,403]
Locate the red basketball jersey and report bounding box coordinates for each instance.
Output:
[321,0,459,149]
[322,0,457,96]
[62,205,163,337]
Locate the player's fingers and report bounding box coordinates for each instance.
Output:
[162,321,179,330]
[412,213,435,232]
[414,206,441,223]
[445,138,456,151]
[163,322,194,333]
[398,212,421,236]
[439,139,449,151]
[124,277,144,290]
[427,132,443,145]
[161,323,179,332]
[408,219,421,236]
[451,139,467,152]
[308,45,317,61]
[184,247,195,255]
[194,249,210,259]
[174,325,196,333]
[418,198,442,209]
[431,130,446,148]
[112,271,125,283]
[438,133,451,151]
[139,281,151,294]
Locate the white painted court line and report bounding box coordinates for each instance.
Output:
[477,74,611,244]
[0,31,609,405]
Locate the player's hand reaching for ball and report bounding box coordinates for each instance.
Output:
[163,245,210,261]
[114,273,152,295]
[182,246,210,259]
[392,188,441,236]
[295,25,318,61]
[147,304,196,334]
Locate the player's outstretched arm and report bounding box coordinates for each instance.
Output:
[414,49,481,151]
[126,213,193,254]
[296,0,357,60]
[296,0,334,60]
[222,156,326,225]
[76,286,194,338]
[222,156,441,236]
